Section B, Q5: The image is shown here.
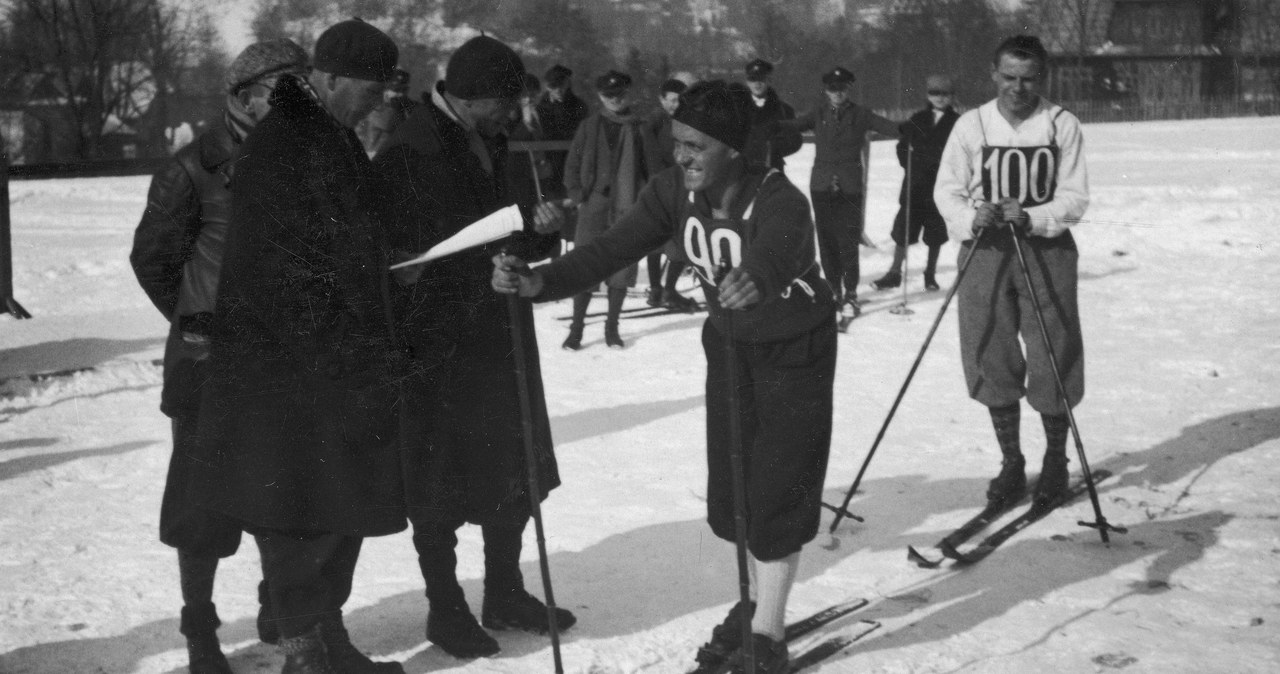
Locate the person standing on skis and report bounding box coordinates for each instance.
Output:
[493,80,837,674]
[933,35,1090,512]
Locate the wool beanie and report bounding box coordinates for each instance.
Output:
[224,39,310,94]
[445,35,525,100]
[313,18,399,82]
[673,80,752,152]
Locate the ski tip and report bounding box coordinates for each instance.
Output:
[906,545,943,569]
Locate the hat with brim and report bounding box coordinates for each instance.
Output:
[822,66,855,91]
[596,70,632,97]
[225,39,310,93]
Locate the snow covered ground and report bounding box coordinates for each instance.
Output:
[2,116,1279,674]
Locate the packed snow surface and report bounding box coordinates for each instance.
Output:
[2,117,1278,673]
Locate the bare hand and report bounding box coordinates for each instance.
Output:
[717,268,760,310]
[999,197,1031,232]
[491,253,544,297]
[390,250,425,286]
[531,201,564,235]
[972,202,1000,232]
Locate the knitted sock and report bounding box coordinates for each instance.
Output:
[1042,413,1070,458]
[989,403,1022,461]
[749,552,798,642]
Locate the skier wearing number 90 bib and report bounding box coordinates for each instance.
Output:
[493,80,837,674]
[934,35,1090,513]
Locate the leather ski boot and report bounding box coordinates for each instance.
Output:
[279,625,336,674]
[871,271,902,290]
[729,633,789,674]
[562,322,584,351]
[320,614,404,673]
[180,602,232,674]
[692,600,755,671]
[1033,452,1070,510]
[986,456,1027,509]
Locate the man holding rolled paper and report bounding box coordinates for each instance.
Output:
[372,34,574,660]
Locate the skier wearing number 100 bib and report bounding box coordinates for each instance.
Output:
[934,35,1090,513]
[493,81,837,674]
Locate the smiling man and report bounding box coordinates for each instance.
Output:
[934,35,1090,515]
[492,81,837,674]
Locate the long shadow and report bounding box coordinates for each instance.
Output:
[0,437,59,452]
[0,336,165,382]
[551,393,703,446]
[0,440,154,481]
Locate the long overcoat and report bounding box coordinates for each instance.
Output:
[373,92,560,528]
[193,75,406,537]
[895,105,959,236]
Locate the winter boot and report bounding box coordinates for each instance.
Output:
[1033,413,1072,510]
[564,293,590,350]
[180,601,232,674]
[427,602,500,658]
[604,321,625,349]
[692,600,756,670]
[279,625,336,674]
[604,287,627,349]
[924,245,941,291]
[646,286,663,307]
[871,270,902,290]
[319,614,404,673]
[986,404,1026,508]
[257,580,280,645]
[481,588,577,635]
[728,633,789,674]
[663,289,699,312]
[562,323,584,351]
[923,272,940,291]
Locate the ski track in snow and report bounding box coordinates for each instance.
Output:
[2,118,1280,673]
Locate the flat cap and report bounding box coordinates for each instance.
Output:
[596,70,632,96]
[822,66,856,89]
[745,58,774,81]
[313,18,399,82]
[225,39,309,93]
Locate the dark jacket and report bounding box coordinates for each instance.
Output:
[131,122,238,417]
[373,92,560,527]
[563,111,664,204]
[744,88,802,170]
[535,88,589,199]
[896,105,958,215]
[194,75,406,537]
[790,97,899,195]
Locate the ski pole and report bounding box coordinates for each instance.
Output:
[827,228,988,533]
[505,290,565,673]
[890,143,913,316]
[716,259,755,674]
[1005,222,1126,544]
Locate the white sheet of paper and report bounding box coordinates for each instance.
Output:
[389,204,523,270]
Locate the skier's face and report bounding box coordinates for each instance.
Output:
[993,54,1043,118]
[672,120,740,193]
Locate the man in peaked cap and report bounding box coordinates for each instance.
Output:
[785,65,899,329]
[193,18,406,673]
[742,57,802,172]
[131,37,308,674]
[372,33,573,660]
[560,68,664,350]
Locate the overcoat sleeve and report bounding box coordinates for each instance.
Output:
[131,158,200,318]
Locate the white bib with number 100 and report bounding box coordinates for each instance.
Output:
[980,145,1058,208]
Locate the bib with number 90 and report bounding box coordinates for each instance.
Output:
[981,145,1058,207]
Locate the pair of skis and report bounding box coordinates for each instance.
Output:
[687,597,881,674]
[908,469,1115,568]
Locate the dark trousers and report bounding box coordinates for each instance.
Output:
[411,511,530,609]
[702,318,837,561]
[811,189,864,300]
[255,531,362,639]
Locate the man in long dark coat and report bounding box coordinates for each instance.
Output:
[872,74,959,292]
[372,35,573,660]
[537,64,589,243]
[193,19,406,673]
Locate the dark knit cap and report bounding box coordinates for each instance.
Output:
[596,70,632,96]
[225,39,310,93]
[673,80,752,152]
[445,35,526,100]
[544,64,572,87]
[314,18,399,82]
[745,58,774,82]
[822,66,856,90]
